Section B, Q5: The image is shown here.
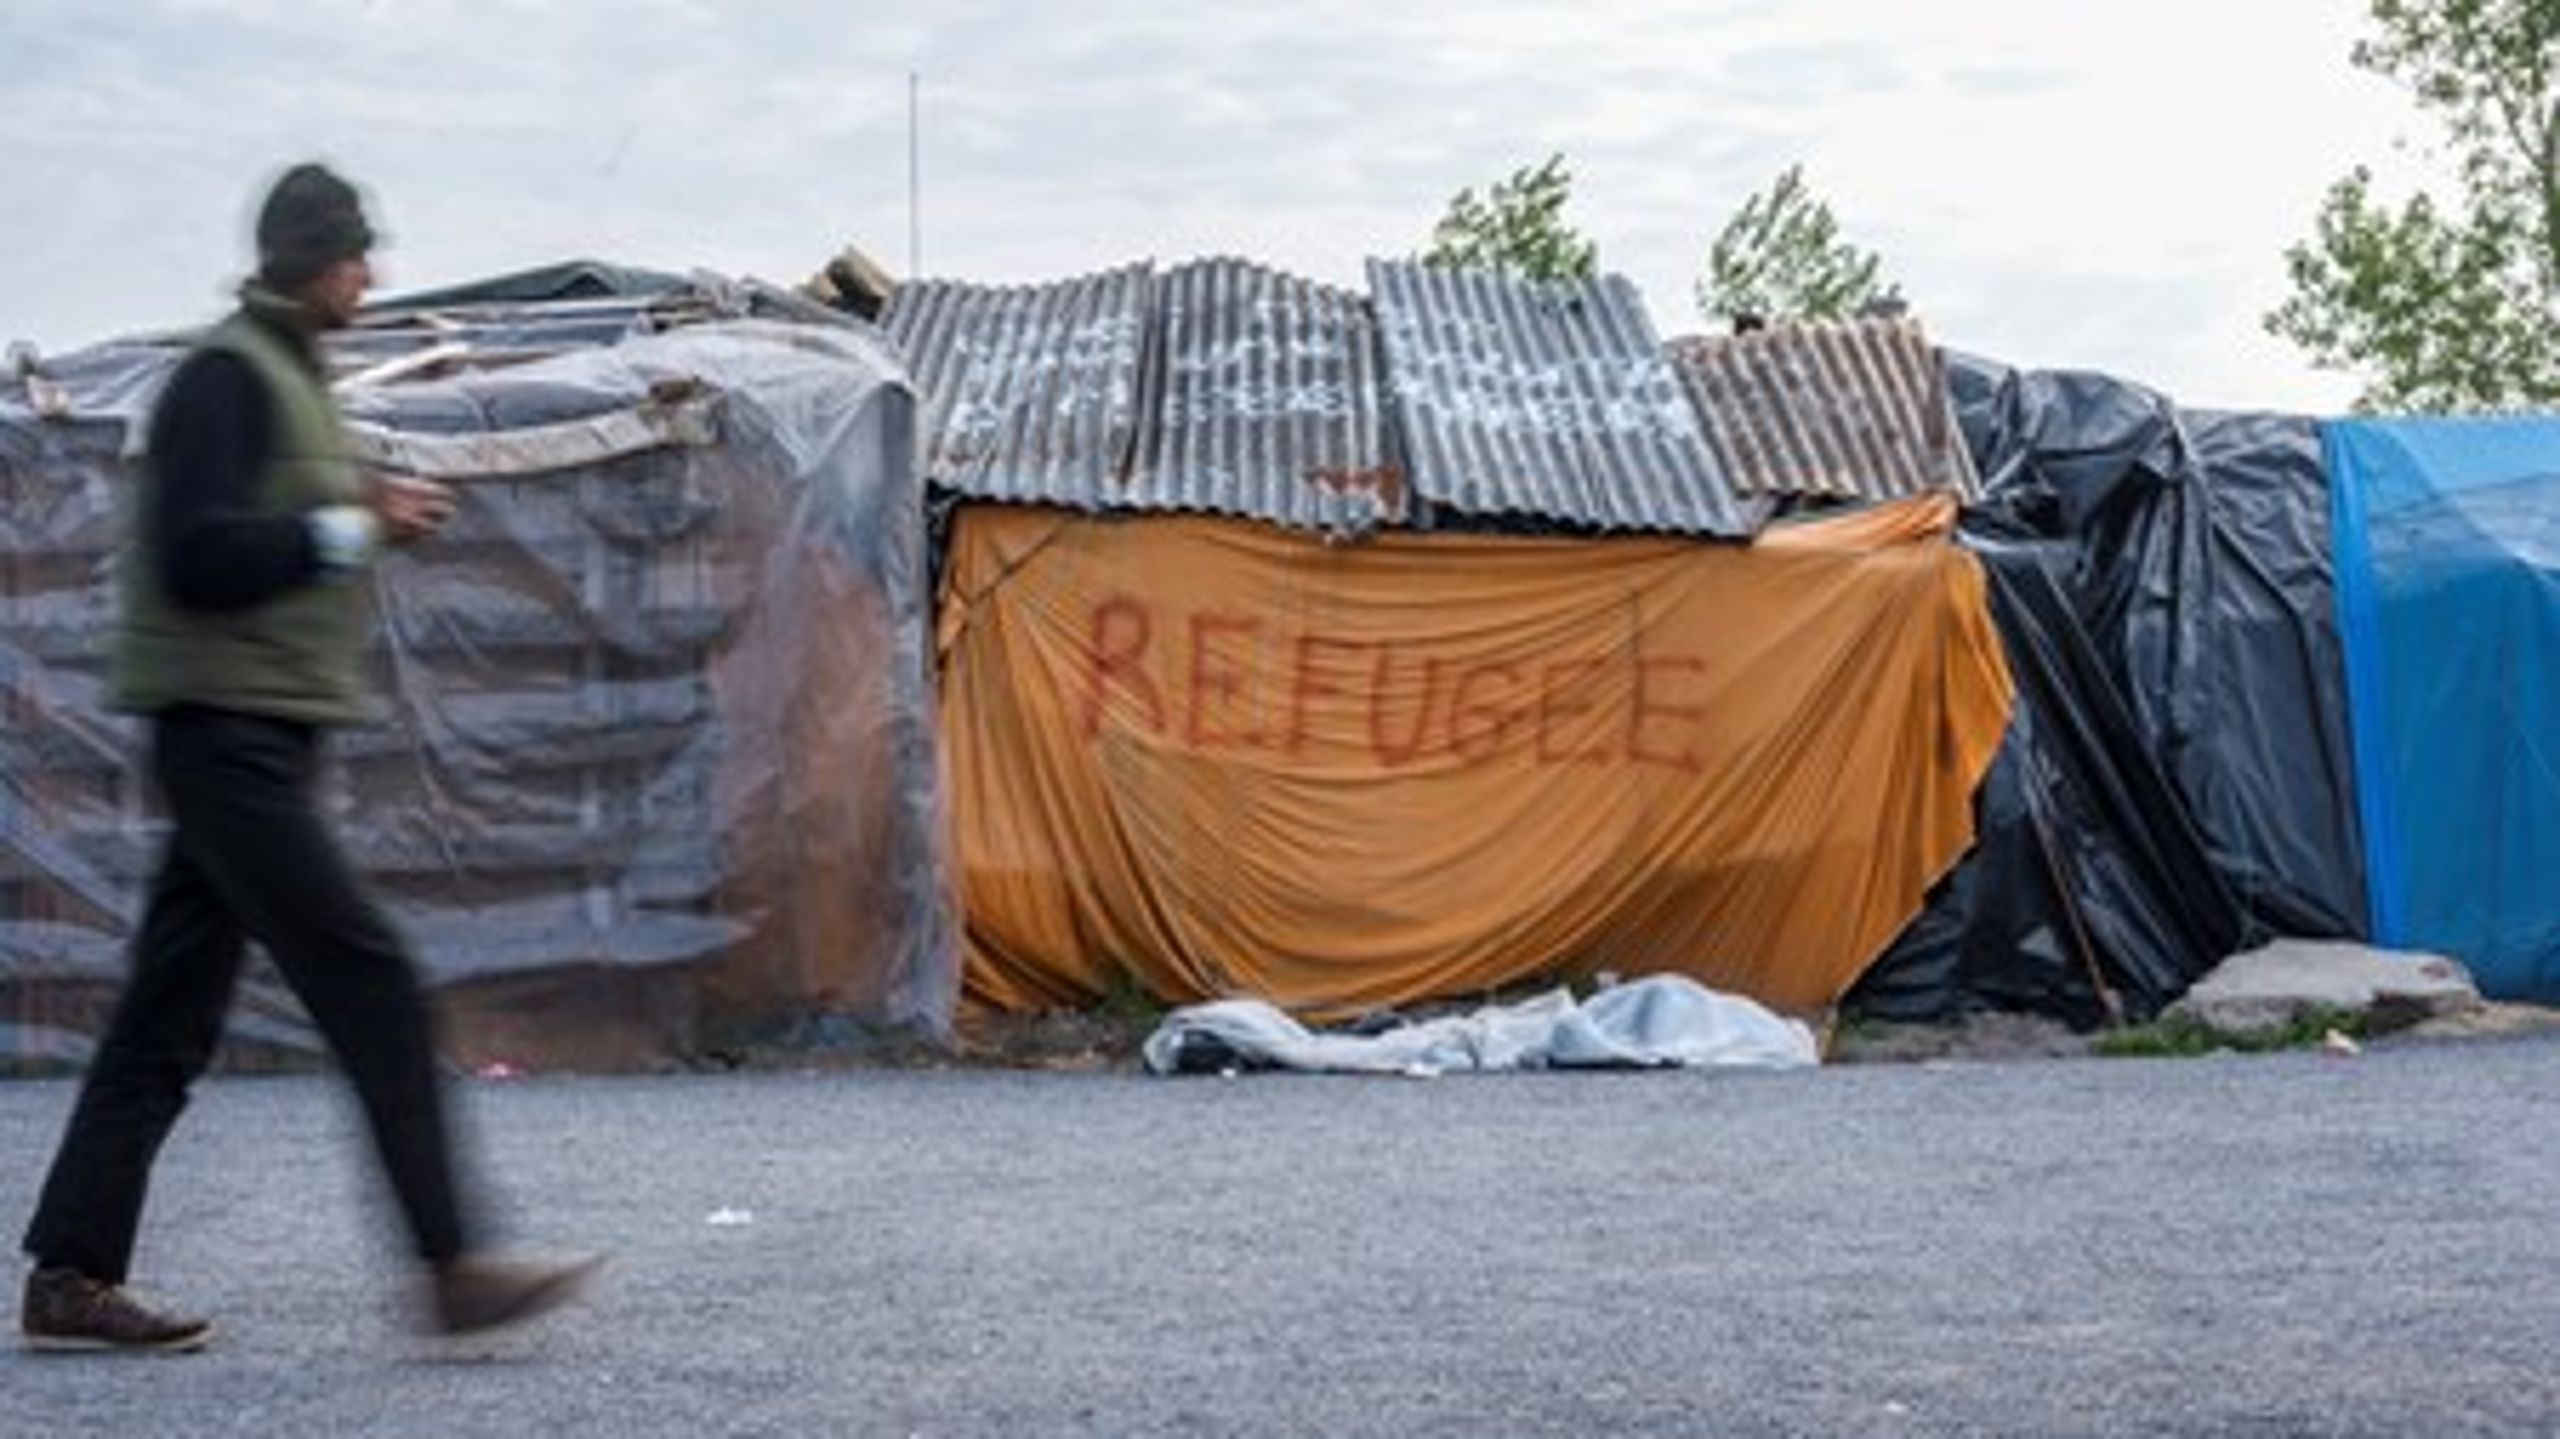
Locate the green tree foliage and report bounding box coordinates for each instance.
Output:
[2267,1,2560,412]
[1422,153,1599,282]
[1697,164,1898,328]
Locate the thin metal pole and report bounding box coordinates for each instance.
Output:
[908,70,922,276]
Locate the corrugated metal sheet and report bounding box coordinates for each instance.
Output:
[1670,318,1980,503]
[883,264,1152,505]
[1366,259,1761,538]
[1128,258,1400,537]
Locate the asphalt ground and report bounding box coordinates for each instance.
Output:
[5,1035,2558,1438]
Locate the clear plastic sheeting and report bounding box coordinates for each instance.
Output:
[374,259,695,309]
[1142,977,1818,1076]
[2326,415,2560,1002]
[1,305,954,1069]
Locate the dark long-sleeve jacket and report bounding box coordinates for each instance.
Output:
[143,315,331,612]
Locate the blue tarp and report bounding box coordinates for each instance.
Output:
[2326,415,2560,1000]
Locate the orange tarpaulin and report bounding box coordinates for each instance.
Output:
[938,494,2013,1017]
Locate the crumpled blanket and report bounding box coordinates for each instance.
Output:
[1142,975,1819,1076]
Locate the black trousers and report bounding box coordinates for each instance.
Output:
[21,704,472,1282]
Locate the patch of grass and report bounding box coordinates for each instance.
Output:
[1828,1014,1896,1048]
[2093,1007,2367,1059]
[1093,963,1169,1027]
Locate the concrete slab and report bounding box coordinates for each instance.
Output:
[2167,938,2481,1034]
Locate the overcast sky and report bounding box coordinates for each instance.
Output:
[3,0,2419,411]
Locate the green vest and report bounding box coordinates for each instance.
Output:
[111,303,375,725]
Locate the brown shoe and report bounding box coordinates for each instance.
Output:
[427,1254,604,1337]
[20,1268,212,1354]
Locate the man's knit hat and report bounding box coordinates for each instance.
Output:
[255,163,375,290]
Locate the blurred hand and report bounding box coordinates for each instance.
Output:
[371,474,456,546]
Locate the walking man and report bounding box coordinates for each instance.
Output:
[18,162,597,1352]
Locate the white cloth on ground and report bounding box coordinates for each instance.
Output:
[1141,975,1818,1075]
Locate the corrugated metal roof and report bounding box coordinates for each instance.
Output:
[1366,259,1762,538]
[897,260,2002,539]
[883,264,1152,505]
[1670,318,1980,503]
[1127,258,1400,537]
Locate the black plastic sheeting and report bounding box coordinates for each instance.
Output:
[1852,545,2246,1026]
[1849,358,2367,1025]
